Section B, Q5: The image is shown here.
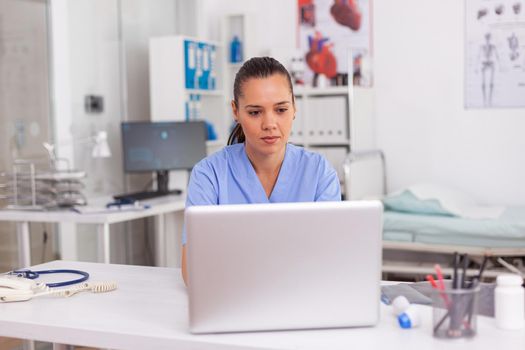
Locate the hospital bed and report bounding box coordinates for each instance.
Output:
[342,150,525,279]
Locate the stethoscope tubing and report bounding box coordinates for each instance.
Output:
[9,269,90,288]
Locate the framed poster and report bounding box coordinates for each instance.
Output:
[465,0,525,108]
[297,0,372,87]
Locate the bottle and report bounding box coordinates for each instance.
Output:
[230,36,243,63]
[397,305,421,329]
[194,94,201,120]
[392,295,410,316]
[188,94,195,120]
[495,274,524,330]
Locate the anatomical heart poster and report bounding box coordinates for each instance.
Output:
[298,0,372,87]
[465,0,525,108]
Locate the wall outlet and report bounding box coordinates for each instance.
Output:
[84,95,104,114]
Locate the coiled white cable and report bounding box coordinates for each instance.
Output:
[1,277,117,302]
[37,281,118,298]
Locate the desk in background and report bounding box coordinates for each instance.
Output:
[0,260,524,350]
[0,195,185,268]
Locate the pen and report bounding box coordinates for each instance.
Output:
[453,252,459,289]
[426,274,438,289]
[434,264,446,291]
[435,262,453,312]
[466,255,488,324]
[477,255,488,281]
[461,254,469,289]
[433,265,451,306]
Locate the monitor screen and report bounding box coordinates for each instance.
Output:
[121,121,207,173]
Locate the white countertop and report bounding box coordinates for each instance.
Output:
[0,195,186,224]
[1,260,524,350]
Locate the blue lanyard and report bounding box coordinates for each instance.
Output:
[9,269,90,288]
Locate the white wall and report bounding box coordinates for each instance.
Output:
[197,0,297,54]
[374,0,525,206]
[120,0,177,122]
[51,0,180,264]
[0,0,55,270]
[65,0,124,197]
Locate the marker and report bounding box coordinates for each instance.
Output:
[426,274,438,289]
[434,264,450,305]
[434,264,446,291]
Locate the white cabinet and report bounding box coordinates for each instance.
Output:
[291,86,351,147]
[290,85,375,191]
[290,86,352,182]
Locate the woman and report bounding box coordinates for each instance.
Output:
[182,57,341,284]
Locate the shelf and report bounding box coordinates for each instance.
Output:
[289,141,350,147]
[228,62,243,68]
[308,142,350,147]
[185,89,225,96]
[294,86,349,96]
[206,139,226,147]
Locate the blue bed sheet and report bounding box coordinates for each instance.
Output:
[383,207,525,248]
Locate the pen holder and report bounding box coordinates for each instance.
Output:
[431,281,480,339]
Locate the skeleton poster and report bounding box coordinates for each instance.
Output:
[465,0,525,108]
[297,0,372,87]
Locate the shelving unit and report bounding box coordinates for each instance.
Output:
[221,13,256,102]
[290,85,352,181]
[149,35,230,190]
[149,35,229,143]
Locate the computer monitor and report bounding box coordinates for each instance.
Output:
[120,121,207,196]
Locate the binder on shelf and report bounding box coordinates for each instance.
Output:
[195,44,203,89]
[184,40,217,91]
[150,35,227,138]
[200,43,210,90]
[209,46,217,90]
[184,40,197,89]
[289,98,304,144]
[308,95,347,144]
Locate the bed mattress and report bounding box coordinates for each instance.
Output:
[383,207,525,248]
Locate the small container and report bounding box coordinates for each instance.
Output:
[397,305,421,329]
[495,274,525,330]
[392,295,410,316]
[431,282,480,339]
[230,36,243,63]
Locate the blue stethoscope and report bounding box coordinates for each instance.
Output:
[9,269,89,288]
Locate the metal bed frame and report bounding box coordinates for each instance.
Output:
[342,149,525,279]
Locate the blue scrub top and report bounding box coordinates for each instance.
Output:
[182,143,341,244]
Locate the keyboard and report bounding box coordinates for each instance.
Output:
[113,189,182,201]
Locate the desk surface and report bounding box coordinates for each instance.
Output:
[0,195,185,224]
[1,261,524,350]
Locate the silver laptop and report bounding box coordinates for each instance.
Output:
[186,200,383,334]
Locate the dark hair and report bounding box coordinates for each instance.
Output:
[227,57,295,145]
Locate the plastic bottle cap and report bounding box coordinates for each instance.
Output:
[397,305,421,329]
[397,313,412,329]
[497,274,523,286]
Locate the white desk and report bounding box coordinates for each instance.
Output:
[0,195,185,268]
[1,260,524,350]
